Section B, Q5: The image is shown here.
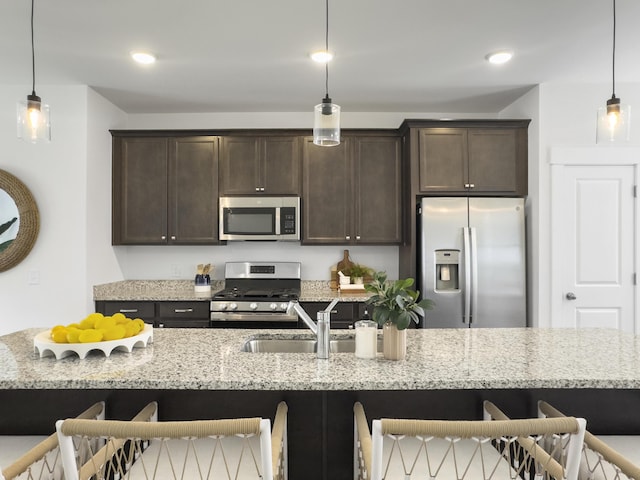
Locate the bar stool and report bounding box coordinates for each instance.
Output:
[353,401,585,480]
[538,400,640,480]
[56,401,288,480]
[0,401,105,480]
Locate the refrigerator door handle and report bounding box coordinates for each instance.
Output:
[469,226,479,325]
[463,227,471,324]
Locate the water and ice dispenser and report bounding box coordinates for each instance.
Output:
[435,249,460,291]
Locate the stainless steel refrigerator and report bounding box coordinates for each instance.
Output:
[418,197,526,328]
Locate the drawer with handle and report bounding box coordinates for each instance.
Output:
[158,301,210,319]
[96,301,155,320]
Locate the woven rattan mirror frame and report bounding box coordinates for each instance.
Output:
[0,169,39,272]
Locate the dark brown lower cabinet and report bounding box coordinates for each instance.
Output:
[95,300,211,328]
[299,301,371,329]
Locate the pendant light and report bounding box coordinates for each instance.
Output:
[17,0,51,143]
[596,0,630,143]
[312,0,340,147]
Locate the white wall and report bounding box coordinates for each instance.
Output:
[85,89,128,310]
[0,85,89,335]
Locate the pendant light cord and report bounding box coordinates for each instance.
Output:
[324,0,329,98]
[30,0,36,96]
[611,0,616,98]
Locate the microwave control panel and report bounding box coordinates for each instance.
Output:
[280,207,297,234]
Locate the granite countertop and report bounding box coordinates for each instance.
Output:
[93,280,371,303]
[1,327,639,391]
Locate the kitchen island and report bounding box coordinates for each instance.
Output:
[2,327,640,479]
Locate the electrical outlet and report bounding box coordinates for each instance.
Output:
[28,269,40,285]
[170,264,181,278]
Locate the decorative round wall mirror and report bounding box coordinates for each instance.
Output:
[0,169,39,272]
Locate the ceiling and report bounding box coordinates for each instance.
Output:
[1,0,639,115]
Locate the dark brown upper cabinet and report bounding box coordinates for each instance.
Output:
[219,136,300,195]
[416,123,528,196]
[112,135,220,245]
[302,134,402,245]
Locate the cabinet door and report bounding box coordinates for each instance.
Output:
[263,136,300,194]
[418,129,468,193]
[302,138,351,244]
[219,137,260,194]
[353,137,402,244]
[467,128,523,194]
[220,136,300,195]
[168,137,220,244]
[113,137,168,244]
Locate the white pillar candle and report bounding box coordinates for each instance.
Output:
[355,320,378,359]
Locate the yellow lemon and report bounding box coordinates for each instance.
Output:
[112,312,128,324]
[78,329,103,343]
[132,319,145,334]
[66,328,82,343]
[66,323,81,330]
[123,322,139,338]
[51,328,68,343]
[95,316,116,330]
[103,325,126,341]
[79,317,95,330]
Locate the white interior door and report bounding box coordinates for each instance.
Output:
[551,164,636,332]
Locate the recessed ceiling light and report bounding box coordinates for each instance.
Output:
[130,51,156,65]
[485,50,513,65]
[310,50,334,63]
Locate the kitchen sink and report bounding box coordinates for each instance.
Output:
[241,338,317,353]
[241,336,383,354]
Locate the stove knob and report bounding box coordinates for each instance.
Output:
[219,303,227,311]
[280,303,288,311]
[250,303,258,310]
[270,303,278,310]
[229,303,238,311]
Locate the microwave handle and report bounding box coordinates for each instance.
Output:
[275,207,281,235]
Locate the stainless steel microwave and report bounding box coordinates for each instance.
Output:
[219,197,300,241]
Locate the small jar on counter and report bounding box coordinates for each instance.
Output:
[194,274,211,296]
[355,320,378,359]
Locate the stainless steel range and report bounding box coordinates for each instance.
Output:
[210,262,301,328]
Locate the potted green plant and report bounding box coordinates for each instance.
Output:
[347,264,372,284]
[364,271,433,360]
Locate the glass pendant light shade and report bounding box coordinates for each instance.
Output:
[313,95,340,146]
[17,92,51,143]
[597,96,630,143]
[596,0,630,144]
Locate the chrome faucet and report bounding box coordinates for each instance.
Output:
[287,298,339,359]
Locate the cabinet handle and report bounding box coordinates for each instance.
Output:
[260,187,265,192]
[255,187,260,191]
[356,235,361,240]
[161,235,166,240]
[171,235,176,240]
[465,183,475,189]
[174,308,193,313]
[158,323,165,328]
[119,309,138,313]
[346,235,350,240]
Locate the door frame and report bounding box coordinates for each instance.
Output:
[550,146,640,334]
